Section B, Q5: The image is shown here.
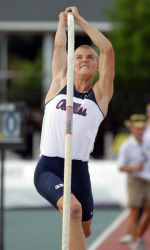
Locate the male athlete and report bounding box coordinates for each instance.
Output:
[34,6,114,250]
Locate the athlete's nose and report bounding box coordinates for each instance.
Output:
[82,56,88,62]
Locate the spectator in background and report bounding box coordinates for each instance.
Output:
[143,103,150,140]
[119,104,150,245]
[118,114,150,250]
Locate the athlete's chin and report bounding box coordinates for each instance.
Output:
[79,70,92,75]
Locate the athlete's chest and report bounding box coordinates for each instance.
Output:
[55,96,89,117]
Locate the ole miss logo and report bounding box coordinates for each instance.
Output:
[56,99,87,116]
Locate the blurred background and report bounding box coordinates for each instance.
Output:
[0,0,150,249]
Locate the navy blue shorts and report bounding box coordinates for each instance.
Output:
[34,155,94,221]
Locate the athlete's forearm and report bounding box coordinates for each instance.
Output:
[76,16,113,54]
[54,20,67,49]
[65,6,113,54]
[52,16,67,80]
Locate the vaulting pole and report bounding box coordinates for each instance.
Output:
[62,11,74,250]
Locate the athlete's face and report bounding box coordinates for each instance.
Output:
[74,47,99,77]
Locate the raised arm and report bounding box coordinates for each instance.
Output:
[45,12,67,104]
[65,7,115,116]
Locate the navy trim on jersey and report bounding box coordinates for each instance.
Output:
[74,86,105,118]
[59,85,97,103]
[45,85,104,118]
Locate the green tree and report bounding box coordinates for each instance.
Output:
[107,0,150,122]
[8,51,43,107]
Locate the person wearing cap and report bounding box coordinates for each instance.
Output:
[143,103,150,140]
[118,114,150,250]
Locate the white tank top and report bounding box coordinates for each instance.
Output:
[40,86,104,161]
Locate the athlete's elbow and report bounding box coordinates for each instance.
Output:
[102,43,114,55]
[107,43,114,54]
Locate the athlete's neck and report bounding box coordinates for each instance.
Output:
[74,76,92,93]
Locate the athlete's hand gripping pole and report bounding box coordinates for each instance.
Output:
[62,11,74,250]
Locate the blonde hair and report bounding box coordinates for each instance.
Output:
[75,45,98,63]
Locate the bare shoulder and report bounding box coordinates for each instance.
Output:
[45,75,67,104]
